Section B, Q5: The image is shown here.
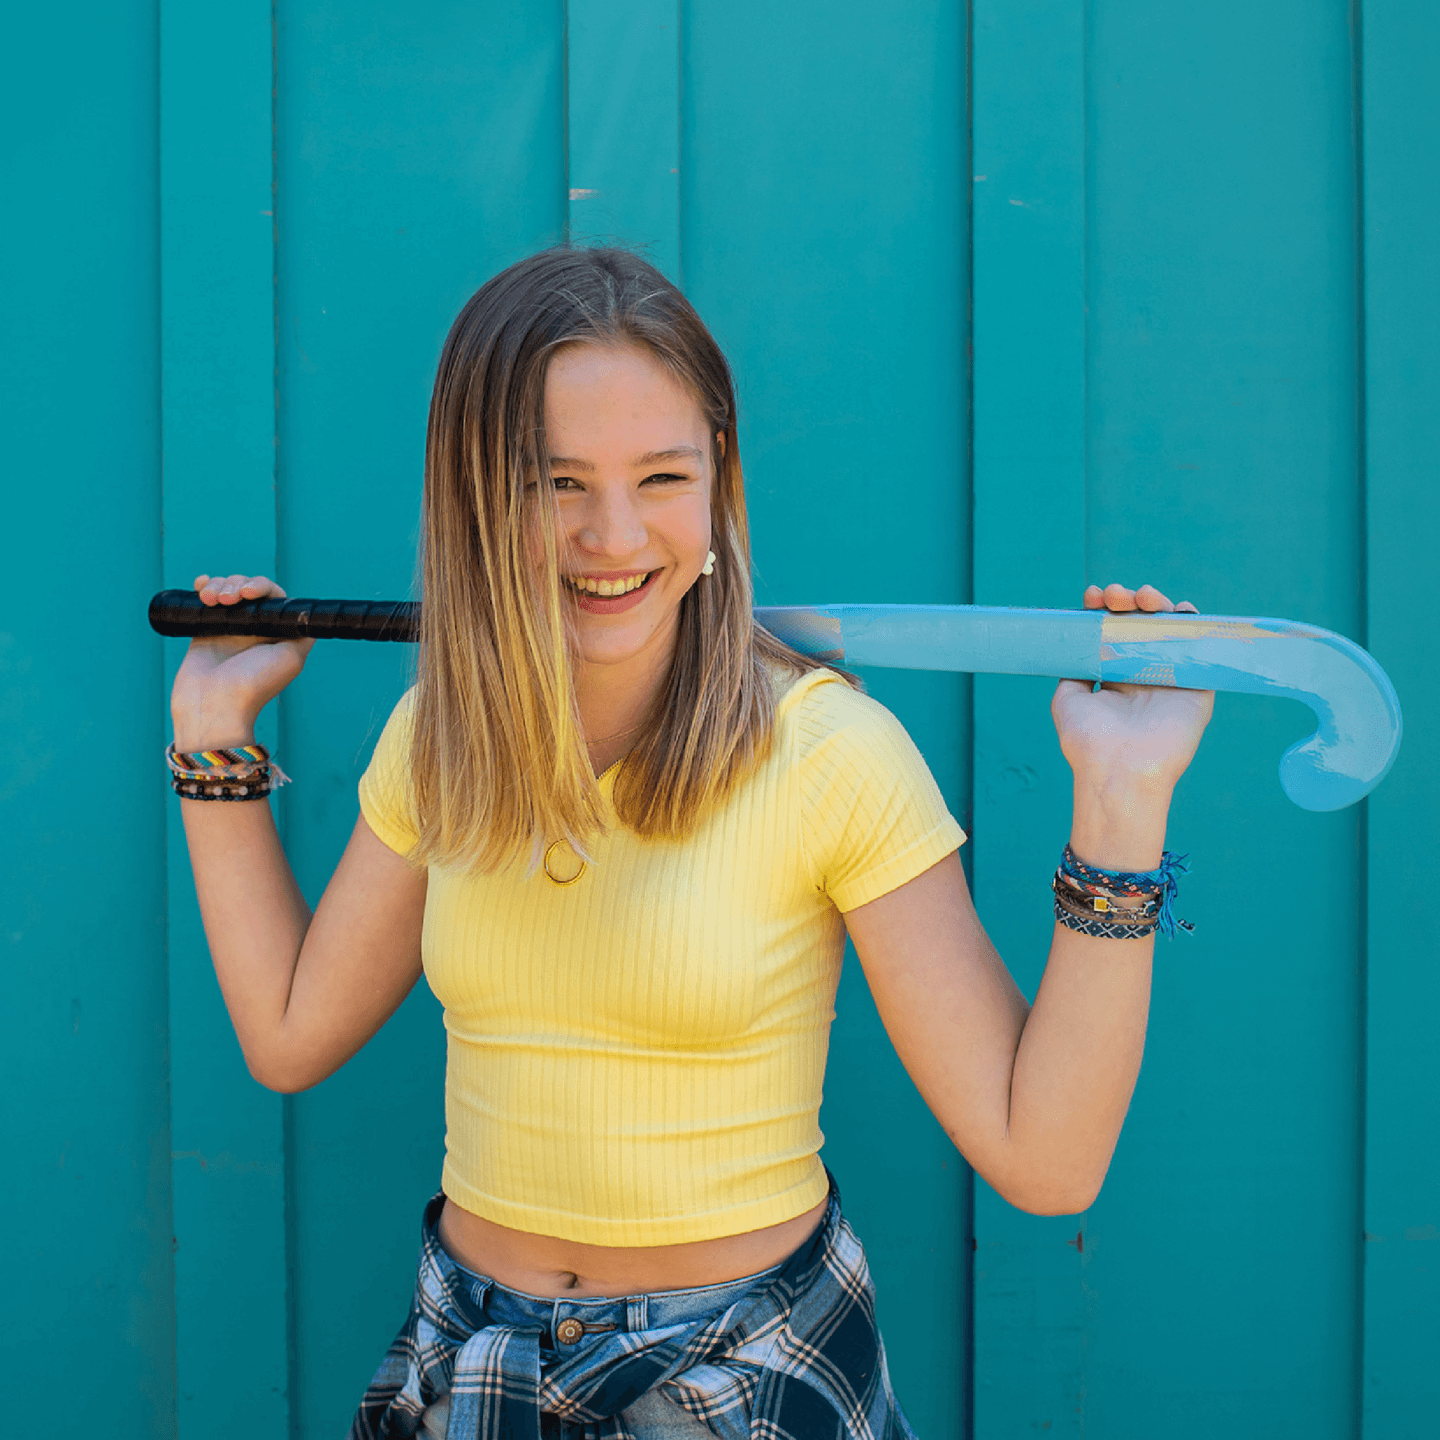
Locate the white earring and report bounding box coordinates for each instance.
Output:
[701,550,716,577]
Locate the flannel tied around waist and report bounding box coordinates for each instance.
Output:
[350,1172,917,1440]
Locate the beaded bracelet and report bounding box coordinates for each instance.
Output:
[172,775,274,801]
[1053,842,1194,939]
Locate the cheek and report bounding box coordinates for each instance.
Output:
[524,500,571,570]
[680,492,714,554]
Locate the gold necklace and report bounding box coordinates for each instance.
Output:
[584,720,643,747]
[547,723,643,887]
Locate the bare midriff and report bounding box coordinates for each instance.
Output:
[437,1195,829,1299]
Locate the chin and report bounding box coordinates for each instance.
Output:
[574,612,676,667]
[576,636,655,668]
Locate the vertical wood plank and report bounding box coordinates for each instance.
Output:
[970,1,1088,1433]
[2,2,175,1433]
[159,3,290,1432]
[681,3,970,1431]
[274,3,567,1429]
[1361,1,1440,1433]
[1079,4,1363,1434]
[566,0,681,282]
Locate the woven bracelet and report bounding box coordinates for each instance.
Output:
[166,741,291,797]
[1053,898,1158,940]
[1058,842,1193,937]
[1052,873,1158,926]
[1053,884,1156,933]
[166,741,271,775]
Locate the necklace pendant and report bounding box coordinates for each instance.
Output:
[543,840,586,886]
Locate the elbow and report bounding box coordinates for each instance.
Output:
[239,1016,347,1093]
[243,1048,322,1095]
[1012,1188,1100,1217]
[983,1163,1105,1217]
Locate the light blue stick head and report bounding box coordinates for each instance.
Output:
[760,604,1405,813]
[1267,628,1403,811]
[1098,614,1404,812]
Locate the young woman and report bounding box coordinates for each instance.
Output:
[171,246,1213,1439]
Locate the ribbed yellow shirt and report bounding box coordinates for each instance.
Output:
[358,669,965,1246]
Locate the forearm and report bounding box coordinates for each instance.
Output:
[175,716,313,1082]
[1000,775,1170,1213]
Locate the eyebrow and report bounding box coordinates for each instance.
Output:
[546,446,703,472]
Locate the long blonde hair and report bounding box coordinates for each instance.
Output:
[409,246,851,873]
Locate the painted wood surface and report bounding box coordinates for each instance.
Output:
[680,6,971,1433]
[3,2,1433,1437]
[1361,3,1440,1433]
[159,5,291,1434]
[2,5,174,1436]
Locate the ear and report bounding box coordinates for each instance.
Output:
[715,430,727,459]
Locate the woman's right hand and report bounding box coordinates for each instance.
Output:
[170,573,315,749]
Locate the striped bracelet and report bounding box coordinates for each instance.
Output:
[167,741,291,800]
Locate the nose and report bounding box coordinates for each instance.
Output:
[573,484,646,558]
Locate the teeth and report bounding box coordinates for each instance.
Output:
[566,572,650,596]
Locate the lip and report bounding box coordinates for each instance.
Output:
[566,568,660,615]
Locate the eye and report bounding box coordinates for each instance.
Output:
[549,475,582,491]
[642,472,690,485]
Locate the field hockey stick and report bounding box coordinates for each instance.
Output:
[149,589,1401,812]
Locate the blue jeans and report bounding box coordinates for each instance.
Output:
[418,1260,784,1439]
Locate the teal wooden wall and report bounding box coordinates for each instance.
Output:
[2,3,1434,1436]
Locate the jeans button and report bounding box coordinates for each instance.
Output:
[555,1317,585,1345]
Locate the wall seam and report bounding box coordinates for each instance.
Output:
[561,0,572,242]
[269,2,301,1433]
[1079,6,1092,1434]
[1080,0,1092,592]
[155,0,180,1430]
[961,1,977,1436]
[675,0,685,291]
[1350,2,1369,1436]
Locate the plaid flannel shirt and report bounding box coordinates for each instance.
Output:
[350,1176,917,1440]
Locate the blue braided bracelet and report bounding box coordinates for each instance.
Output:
[1057,842,1195,939]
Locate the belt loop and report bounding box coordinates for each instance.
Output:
[627,1294,648,1331]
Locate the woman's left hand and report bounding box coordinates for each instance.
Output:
[1051,582,1216,795]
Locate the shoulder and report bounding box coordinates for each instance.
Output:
[773,670,965,910]
[772,667,913,760]
[365,685,420,765]
[384,683,420,724]
[358,686,421,856]
[372,683,418,738]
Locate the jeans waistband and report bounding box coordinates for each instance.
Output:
[422,1180,835,1349]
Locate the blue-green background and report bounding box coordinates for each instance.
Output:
[3,2,1434,1435]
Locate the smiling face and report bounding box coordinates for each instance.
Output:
[542,342,718,681]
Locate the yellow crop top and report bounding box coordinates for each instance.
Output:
[357,669,966,1246]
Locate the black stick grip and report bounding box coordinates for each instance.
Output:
[149,590,419,642]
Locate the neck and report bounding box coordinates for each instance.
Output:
[573,621,678,763]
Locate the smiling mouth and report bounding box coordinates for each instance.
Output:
[563,571,654,598]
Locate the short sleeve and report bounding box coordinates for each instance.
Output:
[357,687,420,857]
[793,675,966,912]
